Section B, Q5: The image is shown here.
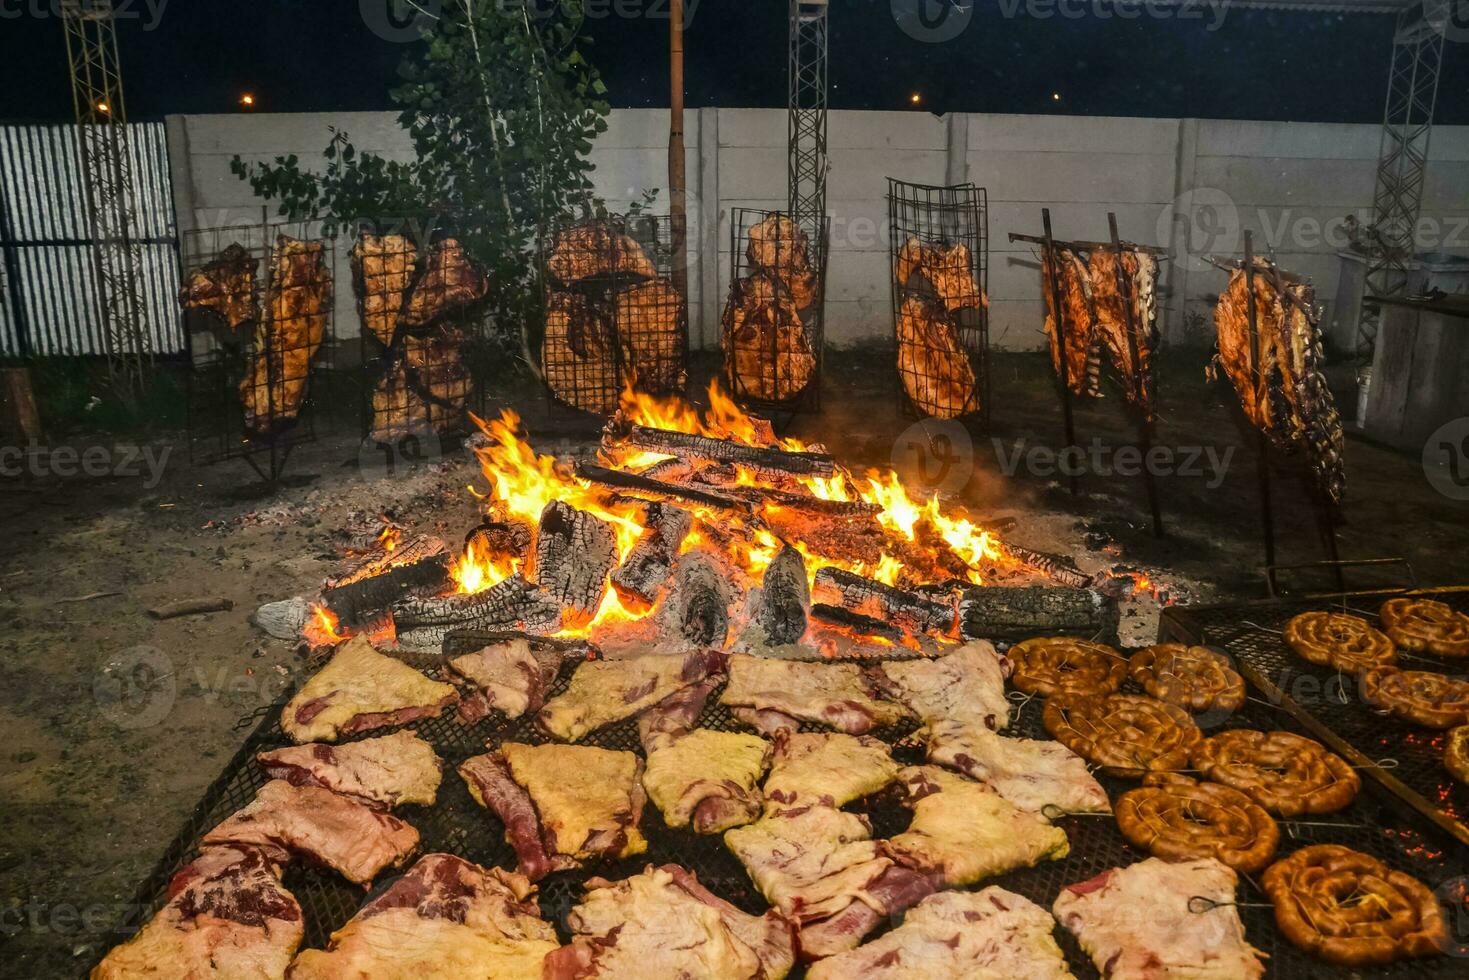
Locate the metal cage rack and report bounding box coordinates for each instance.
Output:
[181,222,336,482]
[539,212,690,417]
[886,179,991,427]
[723,207,829,419]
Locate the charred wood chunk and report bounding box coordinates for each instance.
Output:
[657,552,731,648]
[547,219,657,284]
[812,566,954,637]
[999,544,1093,589]
[241,236,332,435]
[722,275,816,403]
[896,295,979,420]
[610,503,693,611]
[464,518,534,567]
[716,483,883,519]
[399,238,489,329]
[751,545,810,646]
[957,586,1118,645]
[179,242,258,333]
[809,603,905,643]
[607,421,835,478]
[330,534,449,589]
[543,291,621,414]
[351,233,417,348]
[529,501,618,629]
[611,278,687,392]
[323,555,451,626]
[574,462,750,515]
[392,573,562,651]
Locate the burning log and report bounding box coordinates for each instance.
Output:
[656,552,731,648]
[392,574,562,651]
[399,238,489,329]
[179,243,258,333]
[812,567,954,637]
[714,484,883,519]
[574,462,751,515]
[809,604,905,644]
[528,501,618,629]
[464,517,533,567]
[605,419,835,478]
[609,503,693,610]
[957,586,1119,645]
[748,545,810,646]
[999,544,1093,589]
[323,535,451,625]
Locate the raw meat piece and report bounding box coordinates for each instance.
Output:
[806,887,1074,980]
[720,654,910,735]
[447,637,569,723]
[876,640,1010,730]
[895,295,978,419]
[288,853,557,980]
[1053,856,1266,980]
[179,243,258,333]
[201,780,419,886]
[611,278,688,392]
[642,728,771,833]
[458,752,574,883]
[538,648,725,742]
[281,635,457,744]
[924,719,1109,816]
[256,730,442,808]
[544,865,796,980]
[350,233,416,347]
[241,236,331,435]
[885,766,1069,886]
[636,671,723,744]
[724,804,936,960]
[91,846,302,980]
[547,219,657,283]
[1041,245,1097,396]
[730,707,805,737]
[399,238,489,328]
[722,275,815,402]
[543,290,621,414]
[1088,247,1159,417]
[761,731,898,810]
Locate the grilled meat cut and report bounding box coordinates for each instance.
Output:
[281,635,457,744]
[91,846,302,980]
[611,278,688,392]
[746,214,819,310]
[724,804,936,960]
[351,233,416,348]
[720,654,910,735]
[1212,263,1345,505]
[1041,245,1097,396]
[722,275,816,403]
[538,648,726,742]
[255,730,442,809]
[1088,247,1159,416]
[241,237,332,435]
[447,637,570,723]
[761,731,899,811]
[399,238,489,329]
[544,865,797,980]
[876,640,1010,730]
[547,219,658,284]
[202,780,419,887]
[543,290,621,414]
[895,238,986,313]
[885,766,1069,887]
[895,295,978,419]
[642,728,771,834]
[806,887,1075,980]
[460,742,648,880]
[287,853,558,980]
[1053,856,1266,980]
[179,243,258,334]
[924,720,1109,816]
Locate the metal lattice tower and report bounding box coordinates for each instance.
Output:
[1358,0,1447,358]
[788,0,829,250]
[62,0,150,395]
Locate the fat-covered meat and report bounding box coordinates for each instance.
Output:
[281,635,457,744]
[256,730,442,808]
[458,752,573,883]
[876,641,1010,730]
[924,720,1110,816]
[202,780,419,887]
[1041,245,1096,396]
[538,649,725,742]
[761,731,898,811]
[720,654,909,735]
[1088,248,1159,416]
[448,638,568,723]
[1053,856,1266,980]
[287,853,557,980]
[92,847,302,980]
[642,728,771,834]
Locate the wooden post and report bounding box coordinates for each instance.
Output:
[0,366,42,444]
[1041,208,1078,496]
[668,0,689,322]
[1106,212,1163,538]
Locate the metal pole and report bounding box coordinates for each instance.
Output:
[1242,231,1276,571]
[1106,212,1162,538]
[668,0,688,336]
[1041,208,1078,496]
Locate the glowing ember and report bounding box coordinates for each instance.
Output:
[304,603,346,646]
[378,525,400,552]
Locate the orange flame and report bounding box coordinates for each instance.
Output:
[304,603,346,646]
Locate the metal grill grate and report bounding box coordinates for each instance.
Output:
[99,652,1469,978]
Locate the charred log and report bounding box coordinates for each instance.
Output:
[957,586,1118,645]
[749,545,810,646]
[574,462,751,514]
[609,503,693,610]
[605,419,835,478]
[999,544,1094,589]
[464,518,533,567]
[812,567,954,637]
[713,484,883,519]
[809,603,906,643]
[322,536,451,625]
[528,501,618,629]
[656,552,731,648]
[392,574,562,651]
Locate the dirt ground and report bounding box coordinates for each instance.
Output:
[2,348,1464,977]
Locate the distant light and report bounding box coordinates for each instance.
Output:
[909,92,921,105]
[1051,92,1061,102]
[240,93,256,108]
[95,102,110,113]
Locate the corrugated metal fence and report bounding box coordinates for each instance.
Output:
[0,121,183,357]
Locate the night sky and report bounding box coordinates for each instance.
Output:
[0,1,1465,124]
